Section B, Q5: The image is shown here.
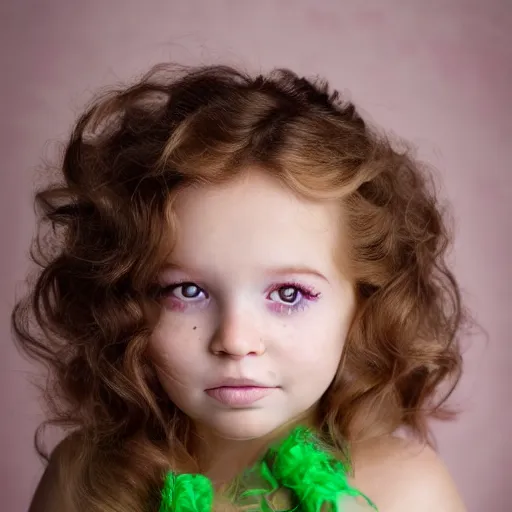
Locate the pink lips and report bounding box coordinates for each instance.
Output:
[205,379,275,407]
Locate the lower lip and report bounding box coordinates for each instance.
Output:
[205,386,274,407]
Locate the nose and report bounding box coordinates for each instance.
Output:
[209,310,266,359]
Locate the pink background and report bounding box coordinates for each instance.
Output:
[1,1,510,511]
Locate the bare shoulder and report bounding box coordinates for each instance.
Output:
[28,435,78,512]
[349,435,467,512]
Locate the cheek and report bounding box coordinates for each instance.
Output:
[276,324,345,381]
[280,323,343,407]
[299,302,352,349]
[280,301,352,372]
[148,320,204,389]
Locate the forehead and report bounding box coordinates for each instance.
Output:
[169,171,344,277]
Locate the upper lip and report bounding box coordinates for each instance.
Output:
[206,377,270,389]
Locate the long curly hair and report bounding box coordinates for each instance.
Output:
[12,64,466,511]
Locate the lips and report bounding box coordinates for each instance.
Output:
[208,377,267,388]
[205,378,276,407]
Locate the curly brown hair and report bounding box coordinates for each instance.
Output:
[12,64,465,511]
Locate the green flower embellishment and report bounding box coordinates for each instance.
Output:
[159,472,213,512]
[159,426,377,511]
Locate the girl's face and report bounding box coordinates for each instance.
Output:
[149,170,355,441]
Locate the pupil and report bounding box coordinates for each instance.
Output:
[182,284,199,298]
[280,287,297,303]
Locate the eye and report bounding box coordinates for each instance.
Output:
[269,286,301,305]
[266,282,321,315]
[170,282,207,301]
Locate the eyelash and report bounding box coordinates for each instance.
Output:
[156,281,321,315]
[266,282,321,314]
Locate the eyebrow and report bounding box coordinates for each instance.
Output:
[263,266,329,282]
[160,263,329,283]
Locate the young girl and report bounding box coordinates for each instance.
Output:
[13,64,467,511]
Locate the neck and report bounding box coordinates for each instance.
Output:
[192,412,318,486]
[195,433,271,486]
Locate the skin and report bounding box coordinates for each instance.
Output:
[29,170,467,511]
